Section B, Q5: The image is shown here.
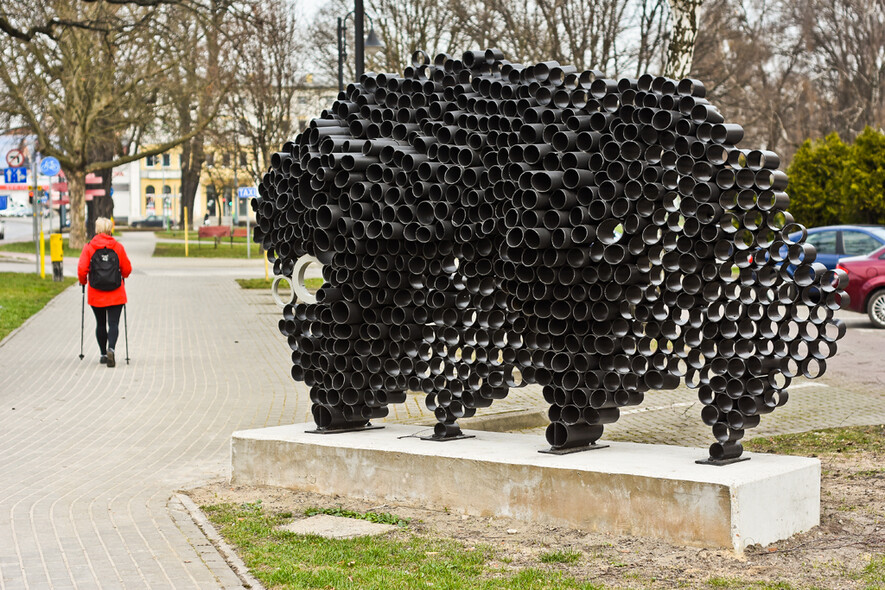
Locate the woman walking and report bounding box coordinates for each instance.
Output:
[77,218,132,367]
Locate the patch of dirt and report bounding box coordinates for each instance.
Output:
[183,452,885,589]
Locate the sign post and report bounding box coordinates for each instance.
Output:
[238,187,258,259]
[32,154,40,275]
[40,157,60,237]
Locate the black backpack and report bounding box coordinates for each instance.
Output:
[89,247,122,291]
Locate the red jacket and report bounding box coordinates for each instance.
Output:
[77,233,132,307]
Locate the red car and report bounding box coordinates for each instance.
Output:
[837,245,885,328]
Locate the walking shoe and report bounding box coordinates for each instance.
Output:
[106,349,116,368]
[100,355,108,364]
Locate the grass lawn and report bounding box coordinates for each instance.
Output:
[236,277,323,290]
[0,236,81,259]
[202,501,601,590]
[744,425,885,456]
[0,273,76,341]
[154,230,251,243]
[155,230,201,240]
[153,242,262,259]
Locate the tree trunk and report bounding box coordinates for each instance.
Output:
[94,170,114,221]
[68,170,87,250]
[665,0,704,79]
[179,138,204,231]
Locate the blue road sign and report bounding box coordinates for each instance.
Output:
[40,157,61,177]
[0,196,7,210]
[3,167,27,184]
[237,187,258,199]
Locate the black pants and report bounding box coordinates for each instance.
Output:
[92,304,123,355]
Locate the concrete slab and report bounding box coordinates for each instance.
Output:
[231,423,820,552]
[279,514,398,539]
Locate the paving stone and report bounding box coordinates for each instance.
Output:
[279,514,399,539]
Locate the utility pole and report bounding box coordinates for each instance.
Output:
[232,142,239,227]
[355,0,365,81]
[31,148,39,275]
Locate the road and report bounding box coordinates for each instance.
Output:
[0,215,65,243]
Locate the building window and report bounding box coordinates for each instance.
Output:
[239,153,247,167]
[162,153,171,167]
[145,185,156,215]
[222,153,231,167]
[206,152,215,166]
[162,185,172,194]
[146,155,157,166]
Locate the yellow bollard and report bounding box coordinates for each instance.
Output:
[265,252,269,281]
[50,233,64,281]
[39,231,45,279]
[50,234,64,261]
[184,207,189,257]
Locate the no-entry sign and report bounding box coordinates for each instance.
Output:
[6,149,24,167]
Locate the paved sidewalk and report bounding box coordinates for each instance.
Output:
[2,231,884,588]
[0,233,292,589]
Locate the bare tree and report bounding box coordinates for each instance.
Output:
[664,0,704,78]
[159,0,240,230]
[223,0,309,185]
[691,0,807,155]
[0,0,219,248]
[309,0,673,83]
[633,0,670,76]
[799,0,885,139]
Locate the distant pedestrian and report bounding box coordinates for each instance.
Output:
[77,218,132,367]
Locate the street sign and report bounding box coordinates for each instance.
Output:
[3,167,27,184]
[6,149,24,167]
[40,157,60,177]
[237,187,258,199]
[0,196,7,210]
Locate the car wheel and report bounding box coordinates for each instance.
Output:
[867,290,885,329]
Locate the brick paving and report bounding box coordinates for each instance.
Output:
[0,233,292,589]
[2,231,884,588]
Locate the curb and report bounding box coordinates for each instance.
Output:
[175,493,266,590]
[0,281,77,350]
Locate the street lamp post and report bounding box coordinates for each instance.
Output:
[354,0,365,81]
[336,1,384,92]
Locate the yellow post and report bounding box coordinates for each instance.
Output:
[50,234,64,261]
[50,233,64,281]
[184,207,189,257]
[39,231,45,279]
[264,252,269,281]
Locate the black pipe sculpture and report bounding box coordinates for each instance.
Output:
[253,49,848,462]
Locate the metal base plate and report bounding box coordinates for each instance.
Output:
[306,424,385,435]
[695,456,751,466]
[419,433,477,442]
[539,443,609,455]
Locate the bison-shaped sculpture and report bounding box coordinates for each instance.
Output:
[252,49,847,461]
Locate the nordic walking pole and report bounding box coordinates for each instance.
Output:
[79,284,85,360]
[123,304,130,364]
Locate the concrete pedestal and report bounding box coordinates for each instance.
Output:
[231,423,820,551]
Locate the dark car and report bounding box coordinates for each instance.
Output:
[836,245,885,328]
[790,225,885,269]
[130,215,165,228]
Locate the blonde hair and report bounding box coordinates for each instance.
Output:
[95,217,114,236]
